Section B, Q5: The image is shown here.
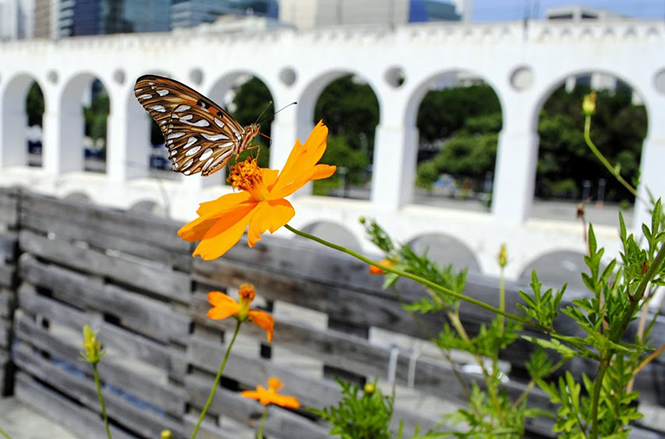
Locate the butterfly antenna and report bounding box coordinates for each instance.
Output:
[255,101,274,125]
[256,101,297,126]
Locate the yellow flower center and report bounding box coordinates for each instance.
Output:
[227,158,269,201]
[237,283,256,319]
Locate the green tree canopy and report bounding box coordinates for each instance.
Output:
[26,82,44,127]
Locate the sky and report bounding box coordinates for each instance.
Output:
[471,0,665,21]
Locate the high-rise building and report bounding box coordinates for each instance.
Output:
[171,0,278,29]
[279,0,459,29]
[56,0,170,37]
[0,0,35,39]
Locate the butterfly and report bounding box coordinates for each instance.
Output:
[134,75,260,176]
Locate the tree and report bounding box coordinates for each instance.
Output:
[26,82,44,127]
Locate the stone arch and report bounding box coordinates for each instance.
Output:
[1,73,47,168]
[532,69,649,133]
[300,220,363,252]
[63,191,93,204]
[298,70,381,199]
[404,69,505,128]
[406,232,481,273]
[404,70,504,210]
[531,69,648,210]
[519,250,587,292]
[58,72,112,174]
[297,70,383,139]
[206,70,276,108]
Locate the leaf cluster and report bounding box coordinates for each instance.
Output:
[310,379,399,439]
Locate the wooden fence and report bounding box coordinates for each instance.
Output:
[0,189,663,438]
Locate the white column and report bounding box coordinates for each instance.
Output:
[43,106,84,174]
[635,98,665,228]
[0,106,27,167]
[371,124,418,209]
[107,94,150,181]
[491,96,540,223]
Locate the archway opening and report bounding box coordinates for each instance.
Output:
[532,73,647,226]
[26,81,45,167]
[312,74,379,199]
[412,73,502,212]
[407,233,481,273]
[207,74,274,183]
[82,79,109,173]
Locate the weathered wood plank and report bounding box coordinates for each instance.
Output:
[21,212,192,271]
[15,313,187,417]
[21,192,188,252]
[190,293,555,415]
[0,289,14,319]
[17,286,181,378]
[20,257,191,344]
[19,230,191,303]
[186,374,330,439]
[0,317,10,348]
[0,263,14,289]
[0,231,17,261]
[14,341,189,438]
[14,371,138,439]
[0,188,18,227]
[187,334,438,437]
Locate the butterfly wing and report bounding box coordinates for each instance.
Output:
[134,75,251,176]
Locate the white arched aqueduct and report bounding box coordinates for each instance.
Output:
[1,19,664,280]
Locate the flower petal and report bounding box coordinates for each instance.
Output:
[270,394,301,409]
[246,199,295,248]
[192,203,258,260]
[196,192,253,216]
[207,292,241,320]
[248,310,275,342]
[270,122,329,197]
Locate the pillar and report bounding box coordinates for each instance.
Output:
[635,99,665,228]
[107,93,150,181]
[491,96,540,223]
[371,124,418,209]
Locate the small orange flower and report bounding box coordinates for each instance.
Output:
[241,377,300,409]
[178,121,336,260]
[207,284,274,342]
[369,258,394,275]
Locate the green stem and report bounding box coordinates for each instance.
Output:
[285,224,545,332]
[0,426,11,439]
[257,406,269,439]
[584,116,640,201]
[499,267,505,336]
[191,321,242,439]
[92,364,112,439]
[589,356,610,439]
[613,244,665,342]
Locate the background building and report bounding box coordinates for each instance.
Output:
[279,0,460,29]
[0,0,34,39]
[171,0,278,29]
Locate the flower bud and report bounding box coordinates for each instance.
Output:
[363,383,376,394]
[81,325,105,364]
[583,92,596,116]
[498,244,508,268]
[161,430,173,439]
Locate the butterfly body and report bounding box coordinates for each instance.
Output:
[134,75,259,176]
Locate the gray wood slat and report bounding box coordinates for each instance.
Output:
[19,230,191,303]
[20,257,191,344]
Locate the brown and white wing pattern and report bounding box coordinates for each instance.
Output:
[134,75,256,176]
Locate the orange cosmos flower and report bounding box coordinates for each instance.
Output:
[241,377,300,409]
[207,284,274,342]
[178,121,336,260]
[369,258,394,275]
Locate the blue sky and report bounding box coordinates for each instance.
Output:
[471,0,665,21]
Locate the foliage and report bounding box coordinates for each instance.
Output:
[311,379,403,439]
[83,90,109,143]
[362,219,552,438]
[417,84,502,145]
[314,74,379,154]
[26,82,44,127]
[536,86,646,202]
[313,134,370,194]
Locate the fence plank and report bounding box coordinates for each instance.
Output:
[20,257,190,344]
[19,230,191,303]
